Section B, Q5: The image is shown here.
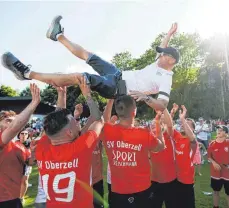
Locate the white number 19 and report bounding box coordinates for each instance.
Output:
[42,171,76,202]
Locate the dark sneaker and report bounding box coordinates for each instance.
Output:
[1,52,31,80]
[46,15,64,41]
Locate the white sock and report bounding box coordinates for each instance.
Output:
[56,33,63,40]
[24,70,31,79]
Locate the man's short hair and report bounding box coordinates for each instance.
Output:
[114,95,136,119]
[43,109,72,136]
[186,118,195,130]
[0,110,16,122]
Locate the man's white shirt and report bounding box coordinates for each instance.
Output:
[122,62,173,101]
[195,124,209,141]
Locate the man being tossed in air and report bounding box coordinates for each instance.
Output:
[2,16,179,111]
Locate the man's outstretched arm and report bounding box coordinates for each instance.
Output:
[1,84,40,145]
[160,23,177,48]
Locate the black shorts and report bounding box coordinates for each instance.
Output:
[110,185,153,208]
[93,179,104,208]
[211,178,229,195]
[150,179,178,208]
[176,181,195,208]
[0,198,22,208]
[108,183,112,206]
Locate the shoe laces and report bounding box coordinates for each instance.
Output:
[13,61,31,71]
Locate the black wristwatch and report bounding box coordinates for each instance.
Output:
[145,96,150,102]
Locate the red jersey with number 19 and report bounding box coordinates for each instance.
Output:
[36,131,98,208]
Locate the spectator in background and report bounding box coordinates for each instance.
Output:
[0,84,40,208]
[34,174,46,208]
[16,129,33,203]
[195,117,210,149]
[208,125,229,208]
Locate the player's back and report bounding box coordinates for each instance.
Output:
[103,123,158,194]
[36,131,98,208]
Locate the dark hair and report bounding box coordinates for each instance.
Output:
[186,118,195,130]
[17,129,29,140]
[44,109,71,136]
[114,95,136,119]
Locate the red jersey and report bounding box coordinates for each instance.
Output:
[0,132,30,202]
[151,131,176,183]
[173,130,197,184]
[103,123,158,194]
[208,139,229,180]
[36,131,98,208]
[91,140,103,185]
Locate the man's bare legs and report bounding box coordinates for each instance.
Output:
[57,35,90,61]
[25,34,91,86]
[29,71,83,87]
[213,191,220,208]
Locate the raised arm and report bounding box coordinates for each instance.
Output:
[79,76,104,137]
[1,84,40,145]
[163,108,174,137]
[160,23,177,48]
[179,105,196,142]
[103,99,114,123]
[152,111,165,152]
[55,86,67,109]
[170,103,179,119]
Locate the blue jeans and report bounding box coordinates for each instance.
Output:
[84,54,123,98]
[197,139,209,149]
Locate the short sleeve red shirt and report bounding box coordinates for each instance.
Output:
[36,131,98,208]
[173,130,197,184]
[103,123,158,194]
[208,139,229,180]
[0,132,30,202]
[151,131,176,183]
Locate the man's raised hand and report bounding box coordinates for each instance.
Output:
[74,104,83,119]
[168,23,178,36]
[30,83,41,106]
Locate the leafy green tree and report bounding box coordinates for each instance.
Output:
[0,85,18,97]
[20,87,32,97]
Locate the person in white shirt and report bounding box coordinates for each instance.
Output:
[1,16,179,111]
[34,174,46,208]
[195,117,210,149]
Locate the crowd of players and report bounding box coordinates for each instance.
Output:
[0,80,228,208]
[1,16,229,208]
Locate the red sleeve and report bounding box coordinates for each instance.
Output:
[85,131,98,148]
[73,130,98,150]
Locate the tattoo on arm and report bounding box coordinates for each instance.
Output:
[86,95,102,121]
